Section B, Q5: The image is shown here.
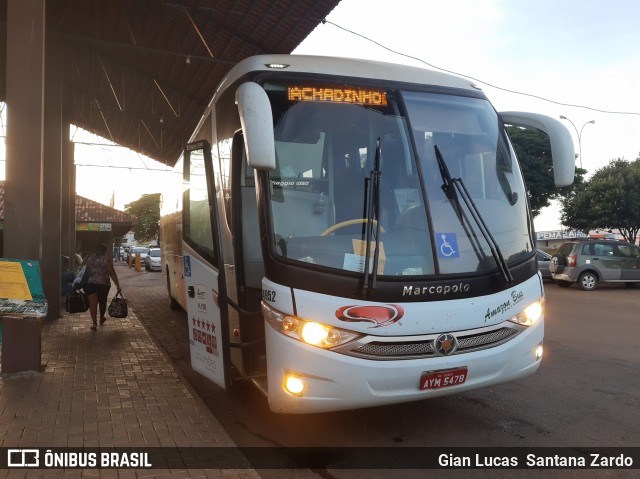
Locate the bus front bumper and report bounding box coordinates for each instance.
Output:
[265,318,543,414]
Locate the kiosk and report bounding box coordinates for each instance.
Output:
[0,259,47,373]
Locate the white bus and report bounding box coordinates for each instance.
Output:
[160,54,574,414]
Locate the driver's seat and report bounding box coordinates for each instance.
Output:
[333,148,367,234]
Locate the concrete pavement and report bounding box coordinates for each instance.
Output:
[0,262,260,478]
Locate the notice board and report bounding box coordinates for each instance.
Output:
[0,259,48,317]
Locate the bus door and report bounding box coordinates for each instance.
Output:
[182,140,231,390]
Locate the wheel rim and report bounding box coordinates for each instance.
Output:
[581,274,596,289]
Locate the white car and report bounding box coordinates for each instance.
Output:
[145,248,161,271]
[128,246,149,265]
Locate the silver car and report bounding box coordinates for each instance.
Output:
[550,239,640,290]
[145,248,162,271]
[536,249,553,281]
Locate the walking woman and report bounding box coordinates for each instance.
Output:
[83,243,122,330]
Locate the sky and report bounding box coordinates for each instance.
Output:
[293,0,640,230]
[1,0,639,231]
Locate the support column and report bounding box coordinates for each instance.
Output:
[60,141,77,271]
[42,33,64,319]
[3,0,46,373]
[68,143,78,268]
[4,0,46,260]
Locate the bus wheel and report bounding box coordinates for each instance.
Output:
[169,295,180,310]
[166,267,180,310]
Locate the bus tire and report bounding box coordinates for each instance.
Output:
[169,296,180,310]
[166,267,181,310]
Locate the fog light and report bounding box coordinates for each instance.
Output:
[535,344,543,360]
[283,374,305,396]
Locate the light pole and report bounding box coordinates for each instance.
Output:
[559,115,595,169]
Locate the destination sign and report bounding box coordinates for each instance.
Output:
[288,86,387,105]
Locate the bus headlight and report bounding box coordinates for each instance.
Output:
[300,321,329,345]
[509,299,544,327]
[262,302,362,349]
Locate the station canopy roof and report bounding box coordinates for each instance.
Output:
[0,0,340,166]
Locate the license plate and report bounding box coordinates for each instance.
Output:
[420,367,467,390]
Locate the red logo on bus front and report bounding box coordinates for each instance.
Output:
[335,304,404,328]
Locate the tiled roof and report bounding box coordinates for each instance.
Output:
[75,195,138,225]
[0,181,137,225]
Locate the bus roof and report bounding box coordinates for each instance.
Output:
[188,54,484,145]
[215,54,481,100]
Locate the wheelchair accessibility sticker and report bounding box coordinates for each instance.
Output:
[436,233,459,258]
[184,256,192,277]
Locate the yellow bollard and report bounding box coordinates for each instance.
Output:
[128,254,133,268]
[135,253,141,272]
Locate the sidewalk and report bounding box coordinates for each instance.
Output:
[0,276,260,478]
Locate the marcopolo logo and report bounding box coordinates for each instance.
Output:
[335,304,404,328]
[402,282,471,297]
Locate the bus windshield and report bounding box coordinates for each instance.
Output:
[263,82,532,278]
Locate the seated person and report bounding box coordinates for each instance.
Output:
[61,255,76,296]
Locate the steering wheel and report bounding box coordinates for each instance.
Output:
[321,219,386,236]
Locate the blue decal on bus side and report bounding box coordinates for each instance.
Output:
[436,233,460,258]
[184,256,192,277]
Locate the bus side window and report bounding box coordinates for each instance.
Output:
[184,145,217,265]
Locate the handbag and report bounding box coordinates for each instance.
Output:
[108,291,128,318]
[65,290,88,313]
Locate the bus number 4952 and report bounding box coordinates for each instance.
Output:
[262,289,276,302]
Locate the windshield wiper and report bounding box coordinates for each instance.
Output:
[363,138,383,293]
[434,145,513,284]
[434,145,464,221]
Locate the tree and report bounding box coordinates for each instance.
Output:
[561,158,640,244]
[125,193,161,243]
[506,126,585,217]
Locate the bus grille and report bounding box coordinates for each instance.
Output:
[353,341,435,357]
[348,327,519,360]
[457,327,517,351]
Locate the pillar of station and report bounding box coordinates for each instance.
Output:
[3,0,47,373]
[61,141,77,269]
[4,0,46,261]
[69,144,77,268]
[42,33,64,319]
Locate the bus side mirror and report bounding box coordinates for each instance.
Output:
[236,82,276,170]
[500,111,575,187]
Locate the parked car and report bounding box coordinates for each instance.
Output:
[128,246,150,265]
[550,239,640,290]
[145,248,161,271]
[536,249,553,281]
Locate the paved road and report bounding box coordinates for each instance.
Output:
[118,263,639,478]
